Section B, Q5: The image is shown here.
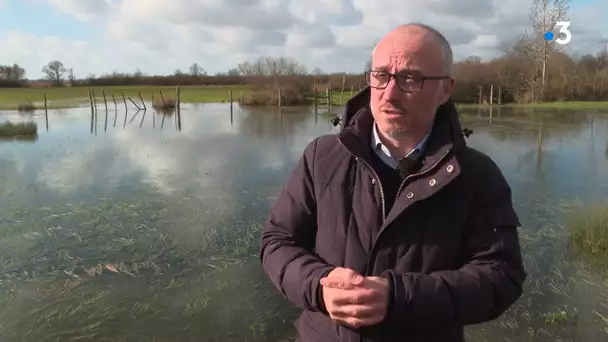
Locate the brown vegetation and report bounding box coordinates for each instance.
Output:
[0,121,37,137]
[17,102,36,111]
[241,84,311,106]
[152,98,176,110]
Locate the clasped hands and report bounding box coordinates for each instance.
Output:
[320,267,390,328]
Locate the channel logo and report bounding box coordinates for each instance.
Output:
[544,21,572,45]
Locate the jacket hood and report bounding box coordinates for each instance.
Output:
[336,86,471,152]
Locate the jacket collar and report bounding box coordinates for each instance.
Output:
[338,86,467,171]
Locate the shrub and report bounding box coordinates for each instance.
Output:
[567,202,608,270]
[0,121,38,137]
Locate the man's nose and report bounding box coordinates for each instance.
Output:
[382,77,402,100]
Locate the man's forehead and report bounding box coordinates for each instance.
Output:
[372,49,422,69]
[372,30,441,69]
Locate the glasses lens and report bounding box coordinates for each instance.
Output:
[367,71,389,88]
[395,73,422,91]
[366,71,423,91]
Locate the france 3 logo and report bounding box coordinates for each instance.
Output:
[544,21,572,45]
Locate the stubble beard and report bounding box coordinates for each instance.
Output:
[383,117,411,138]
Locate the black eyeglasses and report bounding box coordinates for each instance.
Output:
[365,70,451,92]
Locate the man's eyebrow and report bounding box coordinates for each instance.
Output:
[371,65,389,71]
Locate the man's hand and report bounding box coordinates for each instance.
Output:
[320,267,390,328]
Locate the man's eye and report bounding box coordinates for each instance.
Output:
[372,72,388,79]
[397,74,418,82]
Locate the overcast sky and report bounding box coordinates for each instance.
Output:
[0,0,606,79]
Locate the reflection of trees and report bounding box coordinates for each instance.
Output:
[460,107,590,144]
[236,106,315,138]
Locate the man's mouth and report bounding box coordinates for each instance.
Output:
[383,109,403,115]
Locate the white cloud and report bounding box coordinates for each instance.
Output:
[40,0,114,21]
[2,0,607,78]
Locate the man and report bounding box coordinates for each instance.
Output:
[260,23,526,342]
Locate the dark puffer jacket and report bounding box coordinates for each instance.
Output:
[260,88,526,342]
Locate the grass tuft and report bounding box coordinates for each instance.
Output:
[0,121,37,137]
[567,202,608,270]
[17,102,36,111]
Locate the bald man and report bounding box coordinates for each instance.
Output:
[260,23,526,342]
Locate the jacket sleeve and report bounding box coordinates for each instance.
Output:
[259,137,334,313]
[381,158,526,330]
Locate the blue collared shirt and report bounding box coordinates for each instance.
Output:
[371,123,430,169]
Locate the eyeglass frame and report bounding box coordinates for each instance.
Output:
[364,70,452,92]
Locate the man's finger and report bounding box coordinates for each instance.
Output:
[320,273,364,289]
[320,277,353,289]
[330,308,385,328]
[330,287,377,305]
[329,304,384,319]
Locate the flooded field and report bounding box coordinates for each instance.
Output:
[1,103,607,341]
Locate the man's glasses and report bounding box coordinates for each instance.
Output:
[365,70,451,92]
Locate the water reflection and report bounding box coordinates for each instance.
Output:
[0,104,607,341]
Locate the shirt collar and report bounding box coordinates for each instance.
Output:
[372,123,430,158]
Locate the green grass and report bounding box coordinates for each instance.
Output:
[0,121,37,137]
[2,85,608,110]
[567,202,608,271]
[0,85,253,110]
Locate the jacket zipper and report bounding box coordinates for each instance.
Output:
[366,148,452,278]
[338,138,387,219]
[394,148,452,200]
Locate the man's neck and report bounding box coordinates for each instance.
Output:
[376,125,429,159]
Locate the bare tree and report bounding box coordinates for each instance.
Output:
[0,64,25,81]
[237,57,307,77]
[529,0,570,100]
[311,67,323,75]
[42,60,67,85]
[226,68,239,76]
[189,63,205,76]
[68,68,75,85]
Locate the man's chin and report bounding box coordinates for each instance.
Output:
[385,129,409,138]
[382,120,411,136]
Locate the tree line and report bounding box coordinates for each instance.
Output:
[1,0,607,103]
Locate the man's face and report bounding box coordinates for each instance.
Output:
[369,28,454,138]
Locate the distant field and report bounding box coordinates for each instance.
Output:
[1,85,607,110]
[0,85,253,110]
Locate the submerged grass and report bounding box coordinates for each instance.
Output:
[0,121,37,137]
[567,202,608,271]
[0,195,296,342]
[1,189,608,340]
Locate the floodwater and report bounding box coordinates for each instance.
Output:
[1,103,607,342]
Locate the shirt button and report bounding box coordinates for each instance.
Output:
[446,165,454,173]
[429,179,436,186]
[406,192,414,199]
[371,178,376,185]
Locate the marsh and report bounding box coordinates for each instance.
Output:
[0,103,607,341]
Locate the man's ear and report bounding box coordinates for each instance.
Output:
[441,78,455,104]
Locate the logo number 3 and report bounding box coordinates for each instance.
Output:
[555,21,572,45]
